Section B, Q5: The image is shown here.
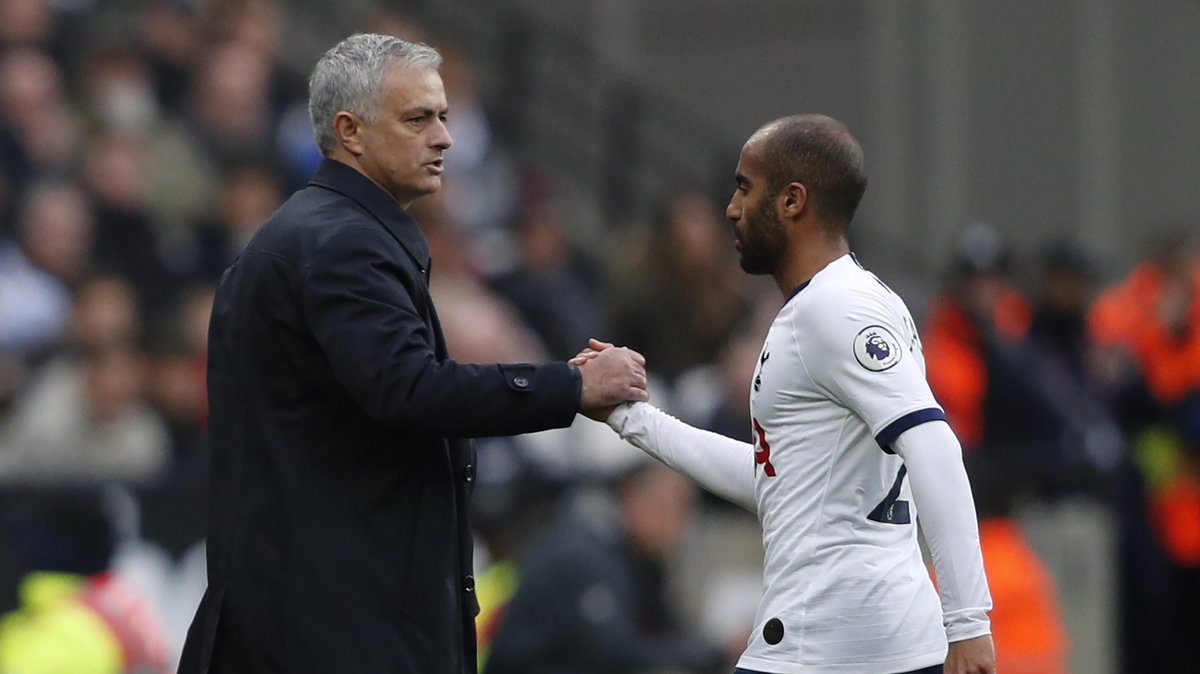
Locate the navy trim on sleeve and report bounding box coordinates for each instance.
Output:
[875,408,947,454]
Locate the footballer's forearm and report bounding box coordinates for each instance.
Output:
[607,402,757,511]
[892,420,993,643]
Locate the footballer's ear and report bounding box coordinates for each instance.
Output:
[780,181,808,218]
[333,111,366,157]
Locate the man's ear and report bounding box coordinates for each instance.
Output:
[780,182,808,218]
[333,111,365,156]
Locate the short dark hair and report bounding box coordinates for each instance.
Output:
[760,114,867,226]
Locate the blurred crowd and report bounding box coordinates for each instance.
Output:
[0,1,1197,673]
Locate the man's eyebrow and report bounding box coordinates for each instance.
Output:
[403,106,448,117]
[735,173,750,186]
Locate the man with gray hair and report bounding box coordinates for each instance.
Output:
[178,33,648,674]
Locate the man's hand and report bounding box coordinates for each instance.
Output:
[575,339,648,420]
[945,634,996,674]
[568,338,611,367]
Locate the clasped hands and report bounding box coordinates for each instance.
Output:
[571,338,648,421]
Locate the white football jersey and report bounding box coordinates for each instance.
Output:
[737,253,948,673]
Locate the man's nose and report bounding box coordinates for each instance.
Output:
[433,119,453,150]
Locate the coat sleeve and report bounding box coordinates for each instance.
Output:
[301,226,581,437]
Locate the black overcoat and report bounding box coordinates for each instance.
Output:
[178,159,581,673]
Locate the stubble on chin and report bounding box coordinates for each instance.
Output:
[738,213,784,276]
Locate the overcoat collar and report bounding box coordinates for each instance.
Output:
[308,158,432,271]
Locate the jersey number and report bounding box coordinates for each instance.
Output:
[867,466,911,524]
[752,418,777,477]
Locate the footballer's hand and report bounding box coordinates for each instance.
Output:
[568,338,616,366]
[945,634,995,674]
[577,342,648,420]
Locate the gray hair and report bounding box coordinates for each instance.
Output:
[308,33,442,157]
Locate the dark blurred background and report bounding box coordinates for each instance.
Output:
[0,1,1197,673]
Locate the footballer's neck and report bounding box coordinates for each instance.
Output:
[774,228,850,297]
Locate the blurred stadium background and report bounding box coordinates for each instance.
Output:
[0,0,1197,672]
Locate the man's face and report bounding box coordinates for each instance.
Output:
[356,65,452,207]
[726,143,787,276]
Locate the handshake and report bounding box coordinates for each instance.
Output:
[570,338,649,421]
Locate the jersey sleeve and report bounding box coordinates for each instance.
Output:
[797,287,944,453]
[892,421,993,642]
[606,402,756,512]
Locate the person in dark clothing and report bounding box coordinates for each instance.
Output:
[178,33,649,674]
[81,132,175,316]
[490,192,611,361]
[486,460,725,674]
[1025,239,1124,497]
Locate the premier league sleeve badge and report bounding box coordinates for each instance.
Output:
[853,325,902,371]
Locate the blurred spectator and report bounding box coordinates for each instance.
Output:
[0,179,93,394]
[188,41,277,168]
[923,224,1031,451]
[472,438,566,671]
[610,192,750,382]
[438,45,521,274]
[0,0,55,50]
[136,0,203,116]
[0,201,72,359]
[1015,238,1125,673]
[208,0,316,192]
[0,48,77,184]
[1091,235,1200,411]
[672,311,775,514]
[412,193,550,364]
[83,132,176,316]
[137,284,212,561]
[113,5,215,235]
[69,275,142,352]
[207,0,283,58]
[968,471,1070,674]
[15,179,94,289]
[490,180,611,360]
[0,488,169,674]
[0,0,83,70]
[0,275,168,487]
[143,284,210,442]
[273,101,324,191]
[187,162,283,282]
[1089,235,1200,671]
[486,460,725,674]
[366,9,430,44]
[673,332,762,443]
[924,226,1121,669]
[77,39,161,138]
[206,0,307,102]
[0,342,167,486]
[0,164,10,236]
[138,38,281,238]
[72,27,213,246]
[0,230,67,404]
[1023,239,1125,493]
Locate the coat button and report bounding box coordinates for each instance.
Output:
[512,376,529,389]
[464,463,475,483]
[464,575,475,592]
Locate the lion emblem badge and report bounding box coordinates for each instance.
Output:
[853,325,902,372]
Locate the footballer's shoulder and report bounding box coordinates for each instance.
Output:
[792,268,897,342]
[803,266,888,312]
